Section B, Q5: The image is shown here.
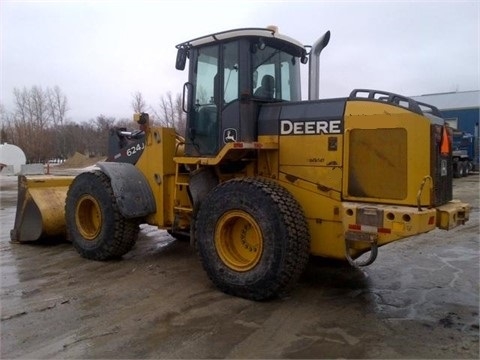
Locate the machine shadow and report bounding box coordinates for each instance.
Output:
[300,255,370,293]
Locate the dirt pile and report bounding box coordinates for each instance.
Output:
[58,152,105,169]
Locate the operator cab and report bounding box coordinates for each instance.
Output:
[176,27,307,156]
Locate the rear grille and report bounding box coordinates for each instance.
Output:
[348,128,407,200]
[431,124,452,206]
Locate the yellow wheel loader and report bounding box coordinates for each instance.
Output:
[11,27,470,301]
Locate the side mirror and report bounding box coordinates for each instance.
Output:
[176,48,187,70]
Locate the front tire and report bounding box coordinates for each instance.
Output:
[65,171,139,260]
[196,177,310,301]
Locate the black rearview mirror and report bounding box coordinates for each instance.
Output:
[176,48,187,70]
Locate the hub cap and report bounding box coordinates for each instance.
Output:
[75,195,102,240]
[215,210,263,272]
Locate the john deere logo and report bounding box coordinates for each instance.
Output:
[224,128,237,143]
[280,119,342,135]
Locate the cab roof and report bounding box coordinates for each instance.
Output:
[176,27,307,58]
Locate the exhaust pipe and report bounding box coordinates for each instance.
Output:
[308,31,331,100]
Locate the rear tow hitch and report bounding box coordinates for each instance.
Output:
[345,231,378,267]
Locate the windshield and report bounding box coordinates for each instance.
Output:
[252,45,301,101]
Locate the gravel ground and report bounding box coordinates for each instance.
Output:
[0,173,478,359]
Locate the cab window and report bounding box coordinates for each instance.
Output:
[223,42,239,104]
[252,44,301,101]
[191,45,219,155]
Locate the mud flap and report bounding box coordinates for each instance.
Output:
[96,162,156,218]
[10,175,75,242]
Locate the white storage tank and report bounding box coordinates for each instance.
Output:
[0,143,27,174]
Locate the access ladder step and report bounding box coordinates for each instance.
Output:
[174,206,193,213]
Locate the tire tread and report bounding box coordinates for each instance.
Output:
[196,177,310,300]
[66,171,139,261]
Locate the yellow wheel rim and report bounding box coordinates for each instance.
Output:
[75,195,102,240]
[215,210,263,272]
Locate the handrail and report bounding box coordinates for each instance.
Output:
[349,88,424,116]
[416,175,433,211]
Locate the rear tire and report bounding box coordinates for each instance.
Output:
[65,171,139,260]
[459,162,466,177]
[468,162,474,174]
[196,177,310,301]
[453,162,462,178]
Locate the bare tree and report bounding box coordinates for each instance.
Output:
[47,86,69,126]
[46,86,69,159]
[9,86,68,162]
[89,115,115,156]
[151,92,186,134]
[30,86,51,130]
[12,87,42,162]
[0,104,13,144]
[3,85,189,162]
[115,117,135,129]
[131,91,147,114]
[174,93,186,135]
[154,91,175,128]
[59,122,84,157]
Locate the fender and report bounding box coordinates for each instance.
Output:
[97,162,156,218]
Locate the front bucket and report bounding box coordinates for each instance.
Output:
[10,175,75,242]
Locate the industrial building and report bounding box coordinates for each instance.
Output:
[411,90,479,171]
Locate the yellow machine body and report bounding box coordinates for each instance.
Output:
[11,108,470,266]
[158,98,468,262]
[11,27,470,271]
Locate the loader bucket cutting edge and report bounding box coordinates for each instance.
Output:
[10,175,75,242]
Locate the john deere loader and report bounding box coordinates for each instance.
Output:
[11,27,470,301]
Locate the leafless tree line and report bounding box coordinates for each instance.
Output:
[132,91,186,133]
[0,86,186,163]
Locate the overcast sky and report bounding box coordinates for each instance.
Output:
[1,0,479,122]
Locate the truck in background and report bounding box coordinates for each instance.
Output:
[452,130,477,177]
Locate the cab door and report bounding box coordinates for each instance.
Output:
[185,44,220,156]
